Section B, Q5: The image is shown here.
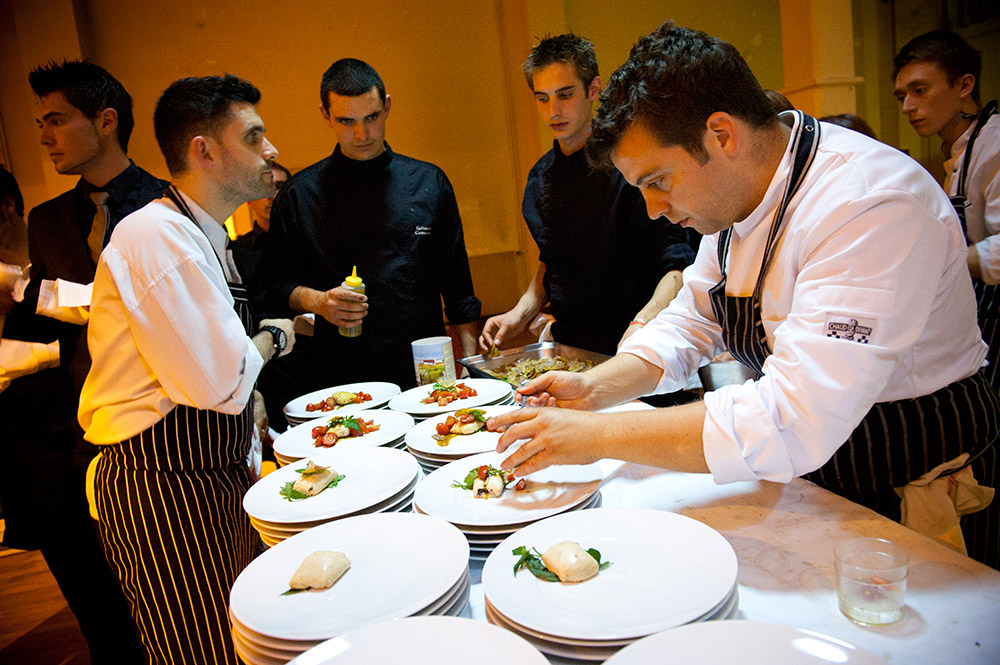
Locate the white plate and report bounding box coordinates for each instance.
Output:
[484,599,618,661]
[243,447,418,524]
[414,489,603,534]
[284,382,400,421]
[388,378,512,416]
[482,508,737,641]
[404,405,520,457]
[273,409,415,459]
[603,620,889,665]
[286,616,548,665]
[230,513,469,641]
[413,451,602,527]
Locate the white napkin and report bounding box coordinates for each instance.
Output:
[896,453,995,555]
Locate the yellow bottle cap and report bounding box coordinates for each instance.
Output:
[344,265,363,287]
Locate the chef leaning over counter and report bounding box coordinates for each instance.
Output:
[489,20,1000,570]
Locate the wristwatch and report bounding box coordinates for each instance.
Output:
[260,325,287,356]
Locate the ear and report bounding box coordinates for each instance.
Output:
[188,135,214,171]
[96,107,119,138]
[586,76,602,102]
[319,102,332,127]
[382,93,391,119]
[957,73,976,100]
[705,112,739,157]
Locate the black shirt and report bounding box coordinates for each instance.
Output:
[522,141,696,355]
[259,144,481,388]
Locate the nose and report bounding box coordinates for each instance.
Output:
[39,125,53,146]
[901,94,916,114]
[262,136,278,161]
[548,99,561,120]
[641,189,670,220]
[354,122,368,142]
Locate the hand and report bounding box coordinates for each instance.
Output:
[487,406,606,476]
[259,317,296,357]
[511,369,596,409]
[479,309,530,352]
[313,285,368,327]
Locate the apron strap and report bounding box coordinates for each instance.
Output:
[955,100,998,201]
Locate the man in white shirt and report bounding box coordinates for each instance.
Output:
[78,74,294,665]
[893,30,1000,388]
[490,22,1000,569]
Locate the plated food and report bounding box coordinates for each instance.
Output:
[305,390,373,413]
[512,542,610,583]
[433,407,487,444]
[421,381,478,406]
[287,551,351,592]
[388,378,514,417]
[310,415,380,448]
[280,461,345,501]
[284,382,400,425]
[453,464,526,499]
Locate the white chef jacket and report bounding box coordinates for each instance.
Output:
[620,116,986,485]
[944,112,1000,284]
[79,191,263,444]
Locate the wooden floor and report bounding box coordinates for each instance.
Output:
[0,547,90,665]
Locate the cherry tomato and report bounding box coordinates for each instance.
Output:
[477,465,489,481]
[322,432,339,447]
[515,479,526,491]
[445,416,458,427]
[457,413,475,424]
[311,425,329,438]
[305,403,317,412]
[436,422,451,436]
[506,472,515,483]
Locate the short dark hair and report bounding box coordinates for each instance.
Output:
[0,165,24,217]
[28,59,134,152]
[764,89,794,113]
[523,34,599,90]
[588,21,777,168]
[153,74,262,176]
[893,30,982,104]
[820,113,877,140]
[320,59,385,111]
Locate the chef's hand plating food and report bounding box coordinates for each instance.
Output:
[512,542,610,583]
[305,390,373,412]
[280,461,346,501]
[311,415,380,447]
[452,464,526,498]
[283,551,351,595]
[432,407,487,445]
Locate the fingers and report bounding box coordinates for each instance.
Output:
[501,443,553,476]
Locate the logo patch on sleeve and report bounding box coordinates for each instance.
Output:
[825,316,875,344]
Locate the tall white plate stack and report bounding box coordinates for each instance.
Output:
[272,409,414,467]
[413,451,604,561]
[283,381,401,427]
[481,508,740,663]
[229,513,471,665]
[286,616,549,664]
[387,378,515,420]
[243,447,421,548]
[403,405,519,474]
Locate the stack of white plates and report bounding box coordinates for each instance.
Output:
[481,508,740,662]
[272,409,414,466]
[243,447,421,547]
[403,405,519,474]
[387,378,515,420]
[230,513,470,665]
[413,451,604,561]
[602,620,889,665]
[286,616,549,664]
[283,382,400,427]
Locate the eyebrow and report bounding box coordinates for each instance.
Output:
[39,111,68,123]
[535,85,577,96]
[634,169,660,187]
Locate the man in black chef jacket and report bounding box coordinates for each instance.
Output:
[0,59,160,664]
[479,34,695,358]
[258,58,481,390]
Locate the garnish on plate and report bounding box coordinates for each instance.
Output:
[279,460,346,501]
[421,381,478,406]
[311,415,380,447]
[305,390,373,412]
[513,542,610,583]
[452,464,525,499]
[282,551,351,595]
[432,408,487,445]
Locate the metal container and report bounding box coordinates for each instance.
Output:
[458,342,611,382]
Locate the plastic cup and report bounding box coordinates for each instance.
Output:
[834,537,908,625]
[411,336,456,386]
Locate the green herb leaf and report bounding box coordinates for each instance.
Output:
[327,474,346,488]
[279,481,310,501]
[341,416,361,434]
[511,545,559,582]
[587,547,612,570]
[280,587,306,596]
[469,409,487,422]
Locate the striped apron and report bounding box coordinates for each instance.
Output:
[710,112,1000,568]
[94,188,259,665]
[952,101,1000,391]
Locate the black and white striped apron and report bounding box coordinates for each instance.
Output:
[94,188,259,664]
[952,100,1000,392]
[709,112,1000,568]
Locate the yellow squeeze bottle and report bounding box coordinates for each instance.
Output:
[338,266,365,338]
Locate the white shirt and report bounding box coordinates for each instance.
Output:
[620,117,986,485]
[944,112,1000,284]
[79,191,263,444]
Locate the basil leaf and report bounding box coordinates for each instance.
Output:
[588,547,612,570]
[279,481,310,501]
[327,474,346,488]
[342,416,361,434]
[526,557,560,582]
[281,588,306,596]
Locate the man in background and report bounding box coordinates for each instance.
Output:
[260,58,481,389]
[0,59,165,664]
[894,30,1000,389]
[480,34,695,358]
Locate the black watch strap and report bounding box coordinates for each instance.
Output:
[260,325,286,355]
